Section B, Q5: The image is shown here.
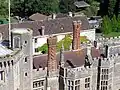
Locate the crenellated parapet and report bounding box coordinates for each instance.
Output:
[97,36,120,45]
[0,49,23,69]
[91,53,120,68]
[33,67,47,80]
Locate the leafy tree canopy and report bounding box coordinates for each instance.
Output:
[11,0,59,17]
[59,0,76,13]
[0,0,8,18]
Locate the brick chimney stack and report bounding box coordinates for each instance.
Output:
[47,36,57,73]
[72,20,82,50]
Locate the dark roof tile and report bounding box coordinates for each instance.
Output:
[33,49,87,69]
[0,16,90,40]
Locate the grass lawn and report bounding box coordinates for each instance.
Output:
[104,32,120,37]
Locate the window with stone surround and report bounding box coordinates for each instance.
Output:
[33,80,44,89]
[35,48,39,52]
[68,80,74,90]
[85,77,90,89]
[0,71,4,81]
[100,68,109,90]
[25,57,28,62]
[75,80,80,90]
[35,38,37,43]
[13,36,20,48]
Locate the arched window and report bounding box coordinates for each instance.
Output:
[13,36,20,48]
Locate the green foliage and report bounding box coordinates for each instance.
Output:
[117,15,120,32]
[111,15,118,32]
[85,0,95,4]
[99,0,120,17]
[104,32,120,37]
[0,0,8,18]
[108,0,117,17]
[101,16,112,34]
[59,0,76,13]
[101,14,120,36]
[38,44,48,54]
[38,35,88,54]
[11,0,59,17]
[57,35,72,51]
[81,0,99,17]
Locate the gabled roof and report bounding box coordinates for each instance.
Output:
[33,49,87,69]
[33,47,100,69]
[29,13,48,21]
[0,16,90,40]
[74,1,90,8]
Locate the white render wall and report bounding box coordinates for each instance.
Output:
[33,29,95,55]
[80,29,95,42]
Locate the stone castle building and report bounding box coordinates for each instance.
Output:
[0,19,120,90]
[0,28,33,90]
[0,15,95,55]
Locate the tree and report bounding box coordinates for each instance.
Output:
[99,0,109,16]
[114,0,120,16]
[11,0,59,17]
[108,0,117,17]
[59,0,76,13]
[30,0,59,15]
[0,0,8,18]
[111,15,118,32]
[101,16,112,34]
[117,15,120,32]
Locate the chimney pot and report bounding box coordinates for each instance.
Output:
[52,13,56,19]
[41,26,45,36]
[68,12,73,17]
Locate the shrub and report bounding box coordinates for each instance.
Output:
[38,35,89,53]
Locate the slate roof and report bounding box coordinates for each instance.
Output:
[0,16,90,40]
[33,47,100,69]
[29,13,48,21]
[91,47,101,58]
[74,1,90,8]
[0,43,13,57]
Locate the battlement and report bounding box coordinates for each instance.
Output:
[33,67,47,80]
[97,36,120,41]
[92,53,120,63]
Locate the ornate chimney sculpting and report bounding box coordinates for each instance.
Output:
[47,36,57,73]
[72,20,82,50]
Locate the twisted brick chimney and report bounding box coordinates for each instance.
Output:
[72,20,82,50]
[47,36,57,73]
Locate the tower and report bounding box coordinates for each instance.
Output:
[11,28,33,90]
[72,20,82,50]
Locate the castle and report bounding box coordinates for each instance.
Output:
[0,19,120,90]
